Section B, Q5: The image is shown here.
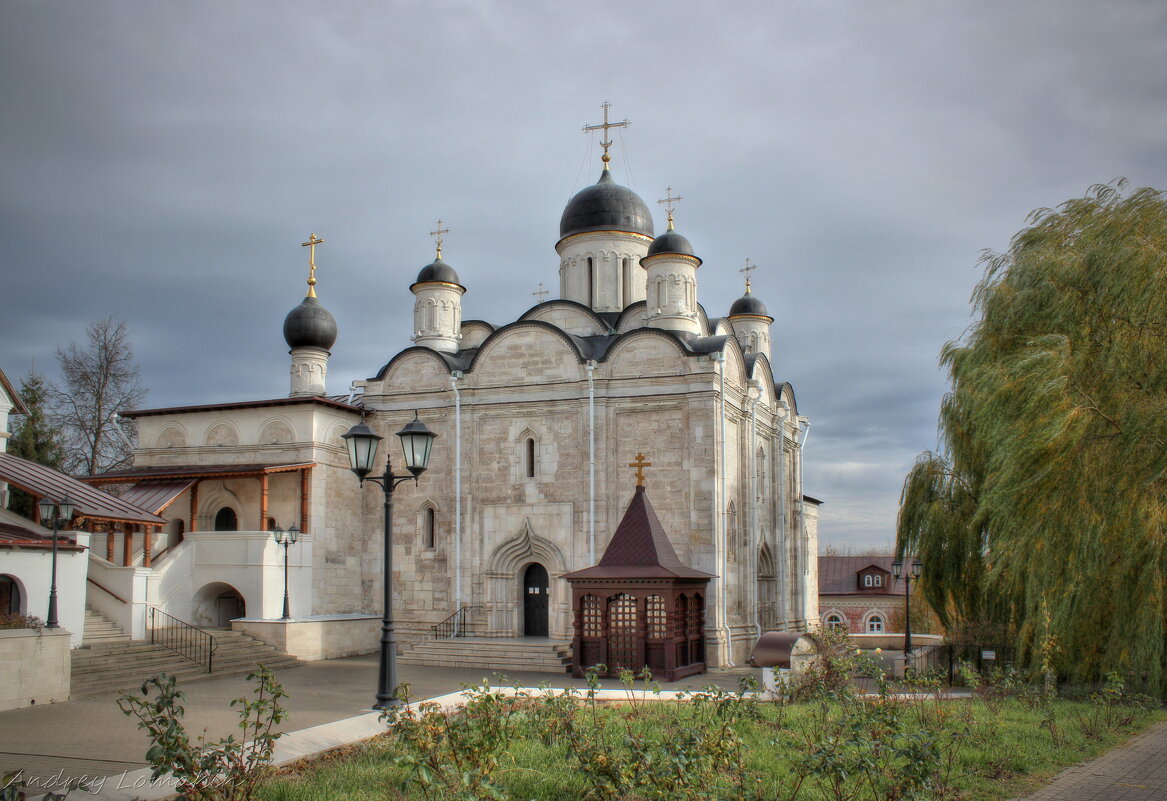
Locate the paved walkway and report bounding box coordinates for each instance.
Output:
[0,654,753,795]
[1012,718,1167,800]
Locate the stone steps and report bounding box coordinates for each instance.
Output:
[399,638,573,674]
[81,606,130,645]
[71,629,303,698]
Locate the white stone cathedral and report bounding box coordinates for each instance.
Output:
[86,128,819,669]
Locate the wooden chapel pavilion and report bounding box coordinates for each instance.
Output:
[564,454,714,681]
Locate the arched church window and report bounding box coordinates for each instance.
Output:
[757,447,766,502]
[726,503,738,561]
[825,613,845,631]
[867,614,884,633]
[587,257,594,307]
[214,507,238,532]
[864,574,874,587]
[424,507,436,549]
[621,257,631,307]
[525,438,536,479]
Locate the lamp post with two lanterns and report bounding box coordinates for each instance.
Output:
[891,557,923,664]
[37,495,75,629]
[272,524,300,620]
[342,412,437,711]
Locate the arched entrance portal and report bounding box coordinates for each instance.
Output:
[193,582,246,628]
[0,574,23,615]
[523,563,549,637]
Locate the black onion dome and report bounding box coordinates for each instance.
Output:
[729,290,771,318]
[647,228,695,257]
[559,169,655,239]
[283,296,338,350]
[413,257,462,286]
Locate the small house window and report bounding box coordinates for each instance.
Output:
[825,613,844,631]
[867,615,884,633]
[863,574,873,587]
[872,574,882,587]
[525,438,536,479]
[424,507,436,549]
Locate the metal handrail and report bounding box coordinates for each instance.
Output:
[148,607,217,672]
[86,577,127,604]
[431,605,483,639]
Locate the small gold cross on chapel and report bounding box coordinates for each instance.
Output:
[628,452,653,486]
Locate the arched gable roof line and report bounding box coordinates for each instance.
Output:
[518,299,611,329]
[598,326,693,364]
[370,346,464,382]
[464,319,589,373]
[745,353,776,391]
[614,300,647,332]
[460,319,495,333]
[775,381,798,416]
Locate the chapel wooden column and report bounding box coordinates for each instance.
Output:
[189,481,199,533]
[122,526,134,566]
[106,526,115,561]
[143,525,153,567]
[299,468,311,533]
[259,473,269,531]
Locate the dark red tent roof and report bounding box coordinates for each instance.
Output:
[564,485,714,580]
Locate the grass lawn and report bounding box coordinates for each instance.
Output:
[256,683,1164,801]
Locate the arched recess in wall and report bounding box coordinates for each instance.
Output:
[205,422,240,447]
[155,425,188,448]
[258,419,295,445]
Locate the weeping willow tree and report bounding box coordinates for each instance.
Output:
[898,181,1167,693]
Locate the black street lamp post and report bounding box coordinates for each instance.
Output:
[891,558,923,666]
[37,495,75,629]
[343,412,437,710]
[273,524,300,620]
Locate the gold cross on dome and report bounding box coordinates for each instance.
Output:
[582,101,630,166]
[740,258,757,291]
[532,282,549,302]
[628,452,653,486]
[657,186,683,230]
[300,233,324,297]
[429,219,449,258]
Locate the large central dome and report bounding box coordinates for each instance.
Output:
[559,169,655,240]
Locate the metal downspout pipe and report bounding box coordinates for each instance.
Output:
[749,380,761,639]
[713,351,733,666]
[798,418,811,627]
[450,372,463,630]
[776,400,789,627]
[586,360,597,564]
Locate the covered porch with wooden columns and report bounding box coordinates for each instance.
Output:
[86,462,316,546]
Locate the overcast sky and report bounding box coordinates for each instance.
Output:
[2,1,1165,551]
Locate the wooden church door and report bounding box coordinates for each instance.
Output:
[523,563,549,636]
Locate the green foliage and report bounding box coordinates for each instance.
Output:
[897,180,1167,693]
[0,613,44,631]
[5,371,64,517]
[117,668,287,801]
[258,666,1162,801]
